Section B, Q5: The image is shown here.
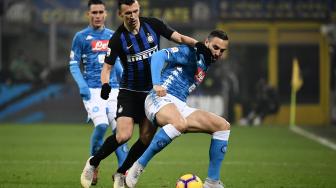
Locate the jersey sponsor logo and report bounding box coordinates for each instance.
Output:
[91,40,109,52]
[195,67,206,83]
[127,46,158,62]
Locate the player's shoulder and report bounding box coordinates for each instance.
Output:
[72,28,88,41]
[140,17,163,25]
[104,28,114,34]
[111,25,126,37]
[168,44,194,54]
[77,26,92,35]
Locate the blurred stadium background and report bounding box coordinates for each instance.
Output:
[1,0,336,187]
[1,0,336,126]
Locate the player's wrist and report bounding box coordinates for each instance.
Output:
[102,83,110,87]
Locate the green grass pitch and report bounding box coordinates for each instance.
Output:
[0,124,336,188]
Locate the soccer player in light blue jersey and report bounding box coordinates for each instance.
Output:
[69,0,128,186]
[125,30,230,188]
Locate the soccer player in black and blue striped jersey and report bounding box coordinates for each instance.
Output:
[80,0,198,187]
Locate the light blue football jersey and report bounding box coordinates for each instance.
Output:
[158,45,209,102]
[69,26,122,88]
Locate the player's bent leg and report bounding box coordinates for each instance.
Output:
[115,117,134,143]
[155,103,189,133]
[112,126,129,168]
[125,124,182,187]
[136,104,186,168]
[80,156,96,188]
[115,118,154,176]
[186,109,230,133]
[186,110,230,186]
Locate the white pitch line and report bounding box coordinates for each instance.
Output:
[290,125,336,151]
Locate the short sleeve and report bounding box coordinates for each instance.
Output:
[105,33,121,65]
[145,17,175,39]
[166,45,192,65]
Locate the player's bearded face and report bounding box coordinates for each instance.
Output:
[119,1,140,29]
[205,37,228,61]
[88,4,106,29]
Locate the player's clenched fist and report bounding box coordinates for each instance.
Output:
[153,85,167,97]
[101,83,111,100]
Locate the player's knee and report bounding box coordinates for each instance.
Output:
[116,131,132,143]
[173,119,188,133]
[219,119,230,131]
[211,118,230,132]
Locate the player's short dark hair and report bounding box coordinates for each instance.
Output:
[118,0,137,10]
[88,0,105,9]
[208,30,229,41]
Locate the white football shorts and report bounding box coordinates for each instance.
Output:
[145,92,196,124]
[83,88,119,128]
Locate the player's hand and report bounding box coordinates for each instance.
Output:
[101,83,111,100]
[79,86,91,101]
[153,85,167,97]
[195,42,214,64]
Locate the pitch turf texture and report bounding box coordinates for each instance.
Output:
[0,124,335,188]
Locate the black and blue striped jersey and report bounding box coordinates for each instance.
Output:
[105,17,174,92]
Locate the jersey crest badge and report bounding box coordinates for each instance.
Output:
[147,33,154,43]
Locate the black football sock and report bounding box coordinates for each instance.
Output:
[90,134,121,167]
[117,139,148,174]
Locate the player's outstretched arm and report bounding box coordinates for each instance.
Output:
[170,31,197,47]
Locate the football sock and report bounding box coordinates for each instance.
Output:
[113,128,129,168]
[90,123,108,156]
[90,134,120,167]
[117,139,147,174]
[138,124,181,167]
[208,130,230,180]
